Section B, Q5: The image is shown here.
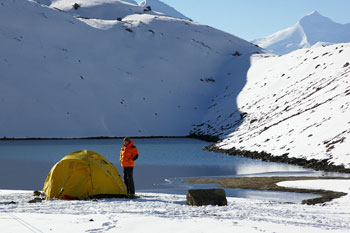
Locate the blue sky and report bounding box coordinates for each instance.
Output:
[160,0,350,41]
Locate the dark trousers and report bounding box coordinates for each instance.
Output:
[123,167,135,195]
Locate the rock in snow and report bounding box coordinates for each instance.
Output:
[186,189,227,206]
[253,11,350,55]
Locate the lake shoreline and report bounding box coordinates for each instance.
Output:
[204,143,350,174]
[186,176,350,205]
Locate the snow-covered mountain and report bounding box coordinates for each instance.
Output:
[138,0,190,20]
[3,0,349,170]
[0,0,263,138]
[253,11,350,55]
[206,44,350,169]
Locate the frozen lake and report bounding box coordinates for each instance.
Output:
[0,138,342,202]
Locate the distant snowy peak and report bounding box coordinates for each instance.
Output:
[299,11,350,45]
[253,11,350,55]
[299,10,331,25]
[138,0,190,20]
[253,23,308,55]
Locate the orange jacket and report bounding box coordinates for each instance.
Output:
[120,140,139,167]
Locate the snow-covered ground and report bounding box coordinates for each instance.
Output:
[1,179,350,233]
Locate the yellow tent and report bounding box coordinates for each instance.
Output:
[42,150,127,200]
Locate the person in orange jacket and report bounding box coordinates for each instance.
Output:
[120,137,139,195]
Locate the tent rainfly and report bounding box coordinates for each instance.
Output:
[42,150,127,200]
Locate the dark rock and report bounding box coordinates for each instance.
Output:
[6,201,17,205]
[144,6,152,11]
[240,112,248,119]
[186,189,227,206]
[73,3,80,10]
[28,197,43,203]
[200,77,216,82]
[233,51,241,56]
[33,191,41,196]
[343,62,349,68]
[250,119,258,124]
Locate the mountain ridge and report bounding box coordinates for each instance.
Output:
[138,0,190,20]
[253,11,350,55]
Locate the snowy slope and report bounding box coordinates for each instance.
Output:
[0,0,263,138]
[213,43,350,168]
[253,11,350,55]
[138,0,190,20]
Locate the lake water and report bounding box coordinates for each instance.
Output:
[0,138,344,202]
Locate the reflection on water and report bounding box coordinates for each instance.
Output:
[0,138,346,203]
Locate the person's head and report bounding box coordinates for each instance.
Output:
[123,137,131,145]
